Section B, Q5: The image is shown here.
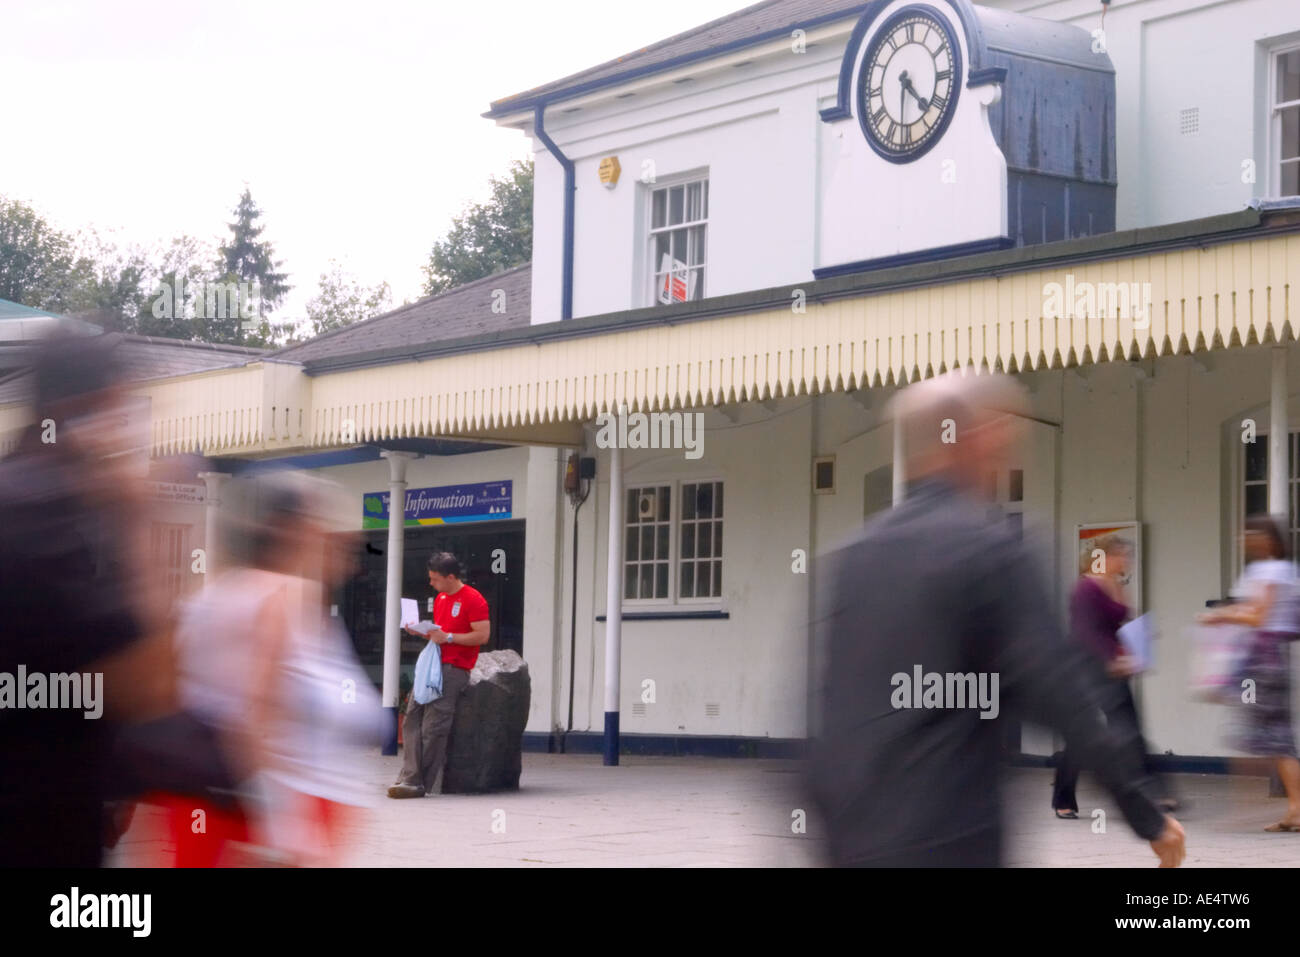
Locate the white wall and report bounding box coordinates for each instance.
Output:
[557,401,815,738]
[981,0,1300,228]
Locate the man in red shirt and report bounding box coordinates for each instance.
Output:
[389,552,491,798]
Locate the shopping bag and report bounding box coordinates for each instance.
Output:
[1188,622,1250,703]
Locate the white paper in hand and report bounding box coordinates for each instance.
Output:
[400,598,419,628]
[407,620,436,636]
[1118,614,1155,671]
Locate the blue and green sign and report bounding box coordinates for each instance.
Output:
[363,480,512,529]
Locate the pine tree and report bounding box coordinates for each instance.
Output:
[206,188,291,345]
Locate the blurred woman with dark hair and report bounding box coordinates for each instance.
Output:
[1201,515,1300,831]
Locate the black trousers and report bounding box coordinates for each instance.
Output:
[1052,678,1168,812]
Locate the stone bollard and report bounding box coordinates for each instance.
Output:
[441,650,531,794]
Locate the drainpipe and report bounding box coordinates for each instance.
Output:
[533,102,575,321]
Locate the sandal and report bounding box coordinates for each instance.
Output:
[1264,820,1300,832]
[1054,809,1079,819]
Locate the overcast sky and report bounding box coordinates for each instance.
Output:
[1,0,744,319]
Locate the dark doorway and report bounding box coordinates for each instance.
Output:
[333,520,525,684]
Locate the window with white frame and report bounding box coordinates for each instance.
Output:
[1272,45,1300,196]
[648,176,708,306]
[623,480,724,603]
[1241,432,1300,566]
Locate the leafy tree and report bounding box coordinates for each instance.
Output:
[205,188,291,346]
[301,260,392,339]
[63,230,154,333]
[136,235,220,340]
[422,158,532,296]
[0,196,82,312]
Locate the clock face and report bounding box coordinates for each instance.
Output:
[856,6,962,162]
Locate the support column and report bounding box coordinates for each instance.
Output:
[380,451,417,756]
[197,471,229,584]
[892,409,905,506]
[603,433,624,766]
[1270,347,1288,520]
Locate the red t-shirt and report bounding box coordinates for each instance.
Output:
[434,584,489,671]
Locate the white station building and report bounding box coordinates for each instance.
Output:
[5,0,1300,766]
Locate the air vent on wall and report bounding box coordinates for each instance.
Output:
[705,703,721,718]
[1179,107,1199,135]
[632,702,647,717]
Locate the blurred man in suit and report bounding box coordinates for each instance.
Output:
[808,372,1185,867]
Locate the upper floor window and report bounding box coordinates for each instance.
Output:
[649,176,708,305]
[1272,46,1300,196]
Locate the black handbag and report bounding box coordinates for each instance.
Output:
[107,710,245,808]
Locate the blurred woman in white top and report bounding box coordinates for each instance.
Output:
[167,472,379,866]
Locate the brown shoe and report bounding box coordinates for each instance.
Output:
[387,784,425,799]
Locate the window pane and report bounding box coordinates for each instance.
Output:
[712,560,722,596]
[640,564,655,597]
[698,561,712,596]
[1282,107,1300,161]
[686,182,702,221]
[696,483,714,517]
[715,483,723,517]
[680,562,695,598]
[702,180,709,218]
[1280,50,1300,103]
[715,523,722,556]
[1246,440,1268,481]
[658,486,671,521]
[652,189,667,229]
[1285,161,1300,197]
[672,229,686,264]
[655,563,668,598]
[654,232,670,270]
[656,524,669,559]
[681,523,695,559]
[1009,469,1024,503]
[699,522,712,556]
[640,529,655,560]
[1246,483,1268,517]
[669,186,684,225]
[682,484,697,519]
[689,226,706,266]
[625,527,638,561]
[624,565,637,600]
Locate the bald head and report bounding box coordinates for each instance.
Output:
[887,372,1029,491]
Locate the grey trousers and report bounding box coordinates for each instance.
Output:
[397,663,471,792]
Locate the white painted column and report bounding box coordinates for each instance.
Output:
[380,450,417,755]
[892,411,905,505]
[196,471,229,584]
[603,435,624,766]
[1270,347,1288,520]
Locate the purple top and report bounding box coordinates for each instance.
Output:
[1070,576,1128,663]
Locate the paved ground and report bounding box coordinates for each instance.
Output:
[108,749,1300,867]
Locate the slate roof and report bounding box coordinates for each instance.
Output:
[272,264,532,364]
[486,0,869,116]
[0,333,264,405]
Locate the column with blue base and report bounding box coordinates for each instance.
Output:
[380,450,417,756]
[603,429,624,765]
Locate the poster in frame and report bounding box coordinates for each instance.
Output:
[1076,521,1143,614]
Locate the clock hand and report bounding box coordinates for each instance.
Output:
[899,74,929,112]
